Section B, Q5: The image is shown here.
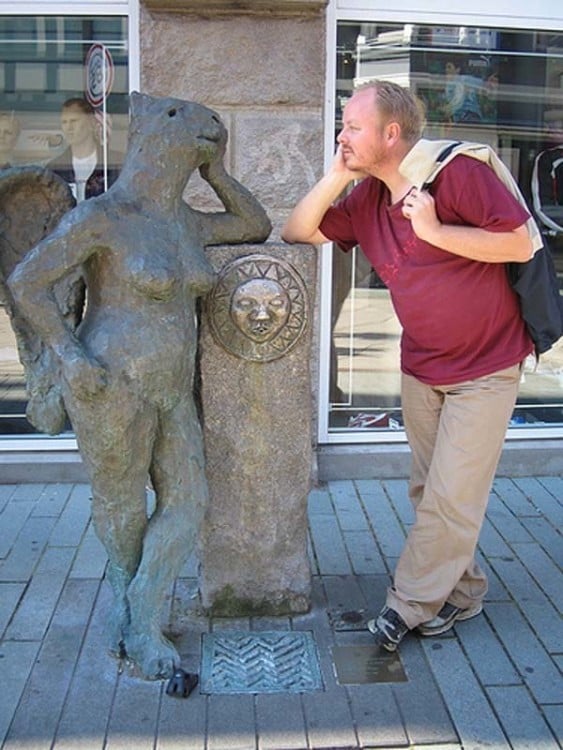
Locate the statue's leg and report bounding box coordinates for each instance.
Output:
[91,473,149,656]
[63,383,157,654]
[124,396,208,680]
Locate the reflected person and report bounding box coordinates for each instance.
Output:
[48,97,120,201]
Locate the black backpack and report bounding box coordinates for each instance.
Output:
[422,142,563,357]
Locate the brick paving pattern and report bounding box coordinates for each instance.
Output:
[0,476,562,749]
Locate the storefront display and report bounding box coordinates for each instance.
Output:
[329,21,563,437]
[0,12,129,437]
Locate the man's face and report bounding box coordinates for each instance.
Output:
[337,89,390,175]
[60,106,95,149]
[0,116,19,156]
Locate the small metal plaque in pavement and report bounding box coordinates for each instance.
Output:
[332,644,408,684]
[200,631,324,694]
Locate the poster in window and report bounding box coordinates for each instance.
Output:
[416,53,499,126]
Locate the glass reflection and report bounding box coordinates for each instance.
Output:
[0,15,129,436]
[331,22,563,433]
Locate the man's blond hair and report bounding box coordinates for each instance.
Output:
[356,80,426,144]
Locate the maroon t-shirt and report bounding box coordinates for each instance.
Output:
[319,155,534,385]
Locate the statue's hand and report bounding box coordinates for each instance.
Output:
[62,354,108,400]
[199,126,228,183]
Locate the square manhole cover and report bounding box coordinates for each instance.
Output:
[332,644,408,685]
[200,630,324,694]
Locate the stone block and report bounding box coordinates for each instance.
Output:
[199,243,316,615]
[31,483,73,517]
[180,111,323,232]
[468,602,563,705]
[142,0,327,15]
[207,694,256,750]
[343,529,386,575]
[0,500,34,559]
[485,557,563,655]
[48,483,91,547]
[5,546,75,641]
[70,521,108,580]
[233,111,324,209]
[0,583,25,637]
[4,579,98,748]
[486,685,557,747]
[0,485,15,513]
[392,641,458,747]
[455,615,520,686]
[355,483,407,559]
[0,515,56,582]
[421,637,510,748]
[140,11,325,109]
[54,584,120,746]
[308,514,351,575]
[0,641,41,747]
[328,479,369,531]
[105,672,161,750]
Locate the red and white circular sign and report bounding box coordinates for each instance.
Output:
[85,44,114,108]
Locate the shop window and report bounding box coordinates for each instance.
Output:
[330,22,563,435]
[0,15,129,436]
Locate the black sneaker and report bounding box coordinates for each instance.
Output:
[367,606,409,651]
[416,601,483,637]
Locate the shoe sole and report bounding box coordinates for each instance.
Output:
[417,603,483,637]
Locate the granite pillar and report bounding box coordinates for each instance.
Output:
[199,243,316,615]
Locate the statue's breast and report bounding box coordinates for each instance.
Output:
[124,246,181,302]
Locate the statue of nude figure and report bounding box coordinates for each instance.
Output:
[8,92,271,680]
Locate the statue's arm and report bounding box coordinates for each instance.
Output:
[7,213,107,398]
[197,160,272,246]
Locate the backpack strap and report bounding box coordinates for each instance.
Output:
[421,141,462,191]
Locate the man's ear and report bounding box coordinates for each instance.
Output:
[385,121,401,144]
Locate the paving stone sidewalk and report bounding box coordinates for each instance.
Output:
[0,476,562,750]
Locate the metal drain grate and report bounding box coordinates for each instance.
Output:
[200,630,323,694]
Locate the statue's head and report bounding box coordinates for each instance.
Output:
[128,91,226,169]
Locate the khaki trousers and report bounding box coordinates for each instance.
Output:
[386,363,521,629]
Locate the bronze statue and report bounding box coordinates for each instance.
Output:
[7,92,271,679]
[0,166,79,435]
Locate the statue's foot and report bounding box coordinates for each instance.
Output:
[105,599,130,658]
[123,628,180,680]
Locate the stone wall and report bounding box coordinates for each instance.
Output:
[139,1,327,240]
[139,0,327,484]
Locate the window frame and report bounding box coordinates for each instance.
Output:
[0,0,138,452]
[318,0,563,444]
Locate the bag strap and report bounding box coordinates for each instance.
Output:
[421,141,462,191]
